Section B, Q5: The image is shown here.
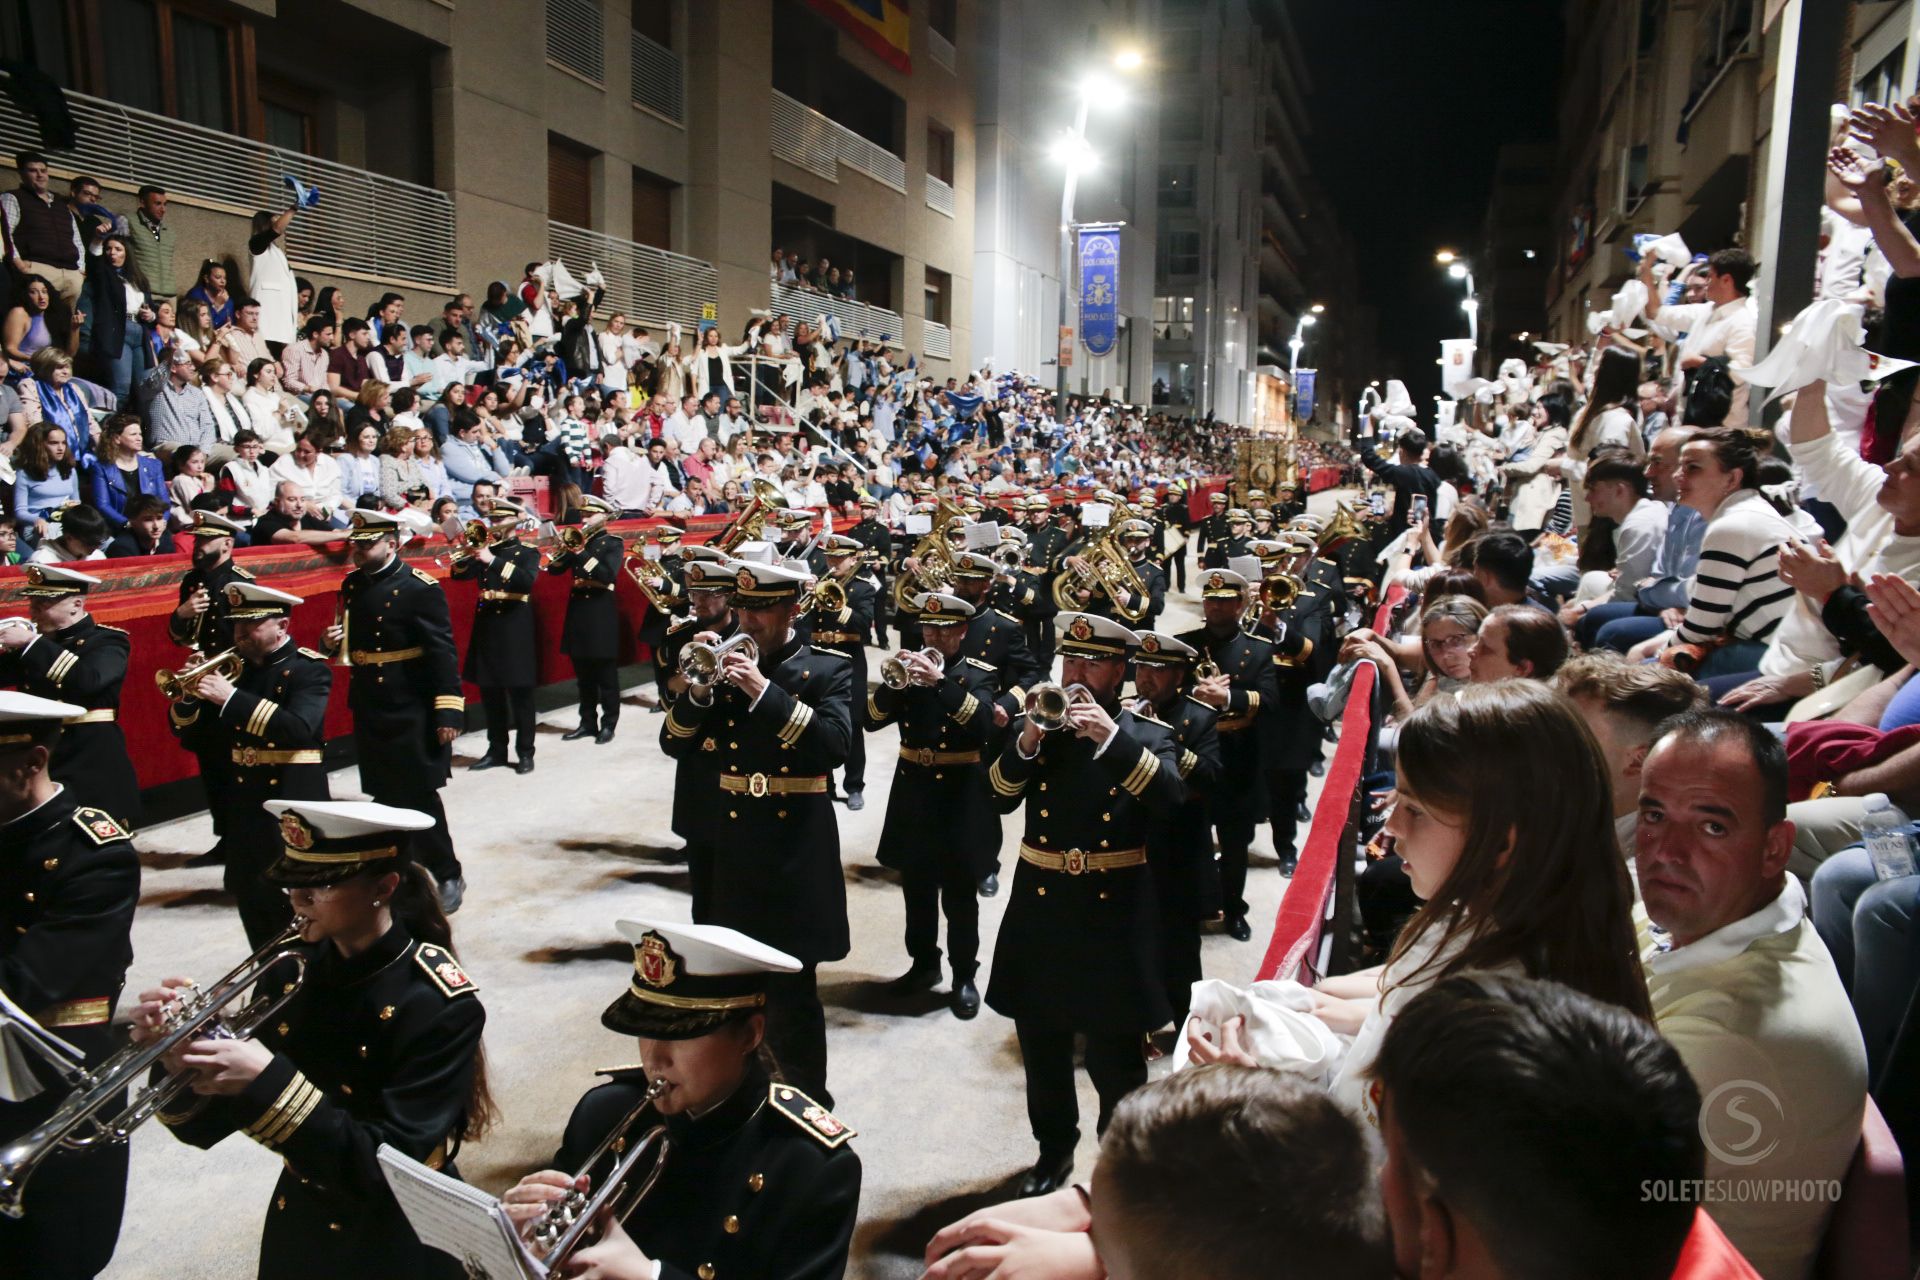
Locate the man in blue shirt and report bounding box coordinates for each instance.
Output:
[1575,425,1705,651]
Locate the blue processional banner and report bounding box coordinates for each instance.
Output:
[1295,368,1316,422]
[1078,226,1120,358]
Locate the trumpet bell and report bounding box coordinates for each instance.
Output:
[677,633,760,685]
[1024,681,1092,733]
[155,649,243,702]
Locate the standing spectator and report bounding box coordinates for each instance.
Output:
[245,205,300,348]
[184,258,234,329]
[11,421,78,541]
[1357,426,1440,535]
[218,430,276,521]
[326,316,374,394]
[1,151,83,306]
[2,273,57,375]
[66,177,121,248]
[87,412,167,528]
[166,444,216,526]
[280,315,334,398]
[126,184,177,299]
[1640,248,1759,428]
[137,344,219,452]
[77,234,154,400]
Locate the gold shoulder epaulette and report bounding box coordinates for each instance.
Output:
[1129,709,1171,729]
[412,567,439,586]
[73,806,130,845]
[230,565,255,581]
[296,647,330,661]
[413,943,480,998]
[92,623,128,635]
[963,656,997,672]
[808,645,851,663]
[768,1082,855,1148]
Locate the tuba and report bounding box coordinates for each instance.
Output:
[891,494,968,613]
[715,477,786,554]
[880,649,945,690]
[154,649,242,702]
[0,921,310,1217]
[1049,527,1151,623]
[677,633,759,687]
[1023,681,1094,732]
[523,1078,671,1272]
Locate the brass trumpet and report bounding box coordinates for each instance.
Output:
[992,544,1025,572]
[154,649,242,702]
[807,576,848,615]
[677,633,759,687]
[1259,574,1301,613]
[880,649,945,690]
[524,1079,671,1272]
[0,920,310,1218]
[1024,681,1094,732]
[555,524,590,554]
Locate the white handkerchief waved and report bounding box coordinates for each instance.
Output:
[1740,298,1919,400]
[1174,978,1348,1086]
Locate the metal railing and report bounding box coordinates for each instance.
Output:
[927,29,957,72]
[630,30,684,123]
[770,282,904,347]
[547,0,605,85]
[923,319,952,360]
[925,174,956,218]
[769,90,906,192]
[548,221,717,334]
[0,77,456,288]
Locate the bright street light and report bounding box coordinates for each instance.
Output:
[1310,302,1325,314]
[1050,130,1099,172]
[1447,262,1468,280]
[1435,250,1457,265]
[1113,48,1144,71]
[1300,313,1318,328]
[1055,45,1144,408]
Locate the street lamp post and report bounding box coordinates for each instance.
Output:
[1437,250,1478,345]
[1054,53,1141,414]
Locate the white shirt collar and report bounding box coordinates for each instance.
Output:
[1646,876,1804,976]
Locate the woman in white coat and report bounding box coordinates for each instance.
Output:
[682,320,755,402]
[247,205,301,347]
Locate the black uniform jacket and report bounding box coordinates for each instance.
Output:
[451,538,541,687]
[958,608,1046,723]
[0,615,142,826]
[868,656,1000,874]
[660,613,734,845]
[168,557,254,653]
[547,528,625,663]
[169,640,333,811]
[336,554,465,794]
[1175,625,1276,825]
[1147,695,1223,924]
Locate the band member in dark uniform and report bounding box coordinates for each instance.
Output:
[804,535,875,811]
[1176,570,1277,941]
[867,592,999,1019]
[633,526,688,712]
[1201,508,1254,569]
[546,496,626,744]
[1130,631,1222,1029]
[323,511,469,911]
[168,582,332,948]
[1245,545,1333,874]
[167,510,252,861]
[949,549,1046,897]
[985,611,1186,1196]
[501,918,859,1280]
[0,566,141,827]
[1195,491,1230,562]
[774,508,826,578]
[657,552,736,919]
[135,799,494,1280]
[0,692,139,1280]
[658,560,851,1104]
[451,498,541,774]
[849,493,892,647]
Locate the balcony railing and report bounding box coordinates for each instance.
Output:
[769,90,906,192]
[631,30,684,124]
[771,282,904,347]
[549,222,717,334]
[927,29,957,72]
[923,319,952,361]
[0,77,456,288]
[925,174,956,218]
[547,0,605,85]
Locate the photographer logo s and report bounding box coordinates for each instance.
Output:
[1699,1080,1783,1167]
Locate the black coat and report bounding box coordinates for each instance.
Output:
[451,538,541,687]
[984,708,1186,1032]
[959,607,1047,722]
[78,252,152,362]
[659,636,853,963]
[1147,695,1223,924]
[1175,626,1277,825]
[154,925,486,1280]
[0,615,142,827]
[0,791,138,1279]
[553,1065,860,1280]
[658,612,734,844]
[637,555,687,646]
[336,554,465,796]
[868,656,1000,875]
[168,558,255,654]
[546,529,624,662]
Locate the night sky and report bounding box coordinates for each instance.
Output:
[1289,1,1563,403]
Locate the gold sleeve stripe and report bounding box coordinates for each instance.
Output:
[245,1072,322,1149]
[168,701,199,727]
[582,558,598,573]
[1245,690,1261,714]
[665,706,698,739]
[498,560,515,583]
[779,700,816,745]
[954,693,978,725]
[866,691,888,722]
[1122,750,1161,797]
[1005,685,1026,704]
[47,650,77,684]
[247,699,280,738]
[1120,751,1152,793]
[989,757,1026,797]
[1179,749,1199,779]
[433,696,466,711]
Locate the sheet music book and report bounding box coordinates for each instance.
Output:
[1080,502,1112,529]
[0,983,83,1103]
[378,1144,541,1280]
[1228,555,1264,584]
[961,521,1002,551]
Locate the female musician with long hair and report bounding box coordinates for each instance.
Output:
[130,800,496,1279]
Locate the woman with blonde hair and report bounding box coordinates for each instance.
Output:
[379,422,428,508]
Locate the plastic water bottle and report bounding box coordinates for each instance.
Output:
[1860,794,1918,882]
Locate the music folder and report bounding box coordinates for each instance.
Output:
[0,983,83,1103]
[378,1143,544,1279]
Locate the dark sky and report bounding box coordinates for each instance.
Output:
[1289,2,1562,404]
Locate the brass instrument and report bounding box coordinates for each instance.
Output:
[524,1078,671,1272]
[677,633,759,687]
[1049,527,1151,623]
[1024,681,1094,732]
[880,649,945,690]
[556,524,590,554]
[1260,575,1300,613]
[623,537,680,618]
[0,920,310,1218]
[891,494,968,613]
[991,543,1025,572]
[1195,656,1222,682]
[449,518,491,564]
[154,649,242,702]
[714,476,787,554]
[806,576,848,615]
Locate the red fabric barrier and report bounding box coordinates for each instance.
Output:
[1306,466,1343,494]
[1185,477,1228,522]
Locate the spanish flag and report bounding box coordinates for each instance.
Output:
[806,0,911,73]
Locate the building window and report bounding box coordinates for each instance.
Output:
[1157,163,1195,209]
[925,265,951,325]
[262,98,312,155]
[1855,43,1906,108]
[631,166,673,249]
[547,0,605,85]
[549,133,595,229]
[0,0,73,86]
[1158,229,1200,277]
[99,0,162,113]
[631,0,668,43]
[928,0,956,41]
[1154,296,1194,340]
[1160,97,1201,143]
[77,0,244,129]
[927,120,955,183]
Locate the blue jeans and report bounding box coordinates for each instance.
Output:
[1812,845,1919,1087]
[1595,613,1666,653]
[1578,600,1646,649]
[105,325,143,402]
[1695,638,1767,679]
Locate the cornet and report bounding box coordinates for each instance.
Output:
[677,633,759,688]
[523,1079,670,1272]
[991,544,1025,572]
[154,649,242,702]
[880,649,945,689]
[1024,682,1094,733]
[0,920,310,1218]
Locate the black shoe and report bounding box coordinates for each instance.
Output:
[1226,915,1252,941]
[562,725,596,741]
[469,754,509,771]
[978,872,1000,897]
[1310,758,1327,777]
[845,790,864,811]
[1018,1150,1075,1198]
[515,757,536,775]
[1279,853,1298,878]
[1296,802,1312,824]
[595,726,616,745]
[950,979,980,1020]
[649,703,665,714]
[886,964,941,996]
[438,876,467,914]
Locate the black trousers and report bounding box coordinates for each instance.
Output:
[764,966,831,1107]
[573,657,621,731]
[1170,546,1187,590]
[1266,768,1309,858]
[1161,916,1202,1025]
[841,711,867,793]
[903,859,980,979]
[1013,1022,1146,1153]
[368,785,461,883]
[0,1124,127,1279]
[1216,816,1255,917]
[225,831,294,949]
[481,685,536,760]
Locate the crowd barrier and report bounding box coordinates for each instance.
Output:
[1305,466,1345,495]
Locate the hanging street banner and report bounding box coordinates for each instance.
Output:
[1078,225,1121,358]
[1294,369,1317,422]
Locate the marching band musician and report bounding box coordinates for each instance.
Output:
[773,508,825,578]
[1175,570,1277,942]
[1130,631,1223,1031]
[1201,507,1254,569]
[984,611,1186,1197]
[0,692,139,1280]
[848,493,892,648]
[1245,534,1338,874]
[657,549,737,919]
[168,582,332,948]
[546,495,627,745]
[1120,518,1168,627]
[323,510,470,912]
[133,800,494,1280]
[167,510,253,864]
[500,919,859,1280]
[803,534,875,812]
[1194,491,1230,562]
[636,526,688,713]
[1023,496,1068,663]
[0,566,141,827]
[658,559,851,1104]
[451,498,541,775]
[865,592,1000,1020]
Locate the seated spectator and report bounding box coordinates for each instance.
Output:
[29,347,94,468]
[240,356,301,456]
[165,444,215,528]
[1351,595,1487,722]
[198,356,249,460]
[279,314,333,399]
[1560,451,1669,629]
[1468,602,1569,681]
[268,429,346,526]
[137,343,219,454]
[27,501,108,563]
[184,257,233,328]
[304,386,346,449]
[213,295,271,373]
[105,493,171,557]
[337,420,383,509]
[1812,844,1918,1090]
[1557,653,1709,858]
[174,296,215,352]
[217,429,275,522]
[251,479,342,546]
[1634,710,1869,1276]
[11,420,79,541]
[379,424,426,508]
[2,274,57,376]
[1467,529,1551,610]
[87,412,167,528]
[442,407,510,519]
[327,316,373,395]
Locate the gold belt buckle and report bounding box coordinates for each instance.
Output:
[239,747,258,767]
[906,748,930,766]
[1063,848,1088,875]
[747,772,770,798]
